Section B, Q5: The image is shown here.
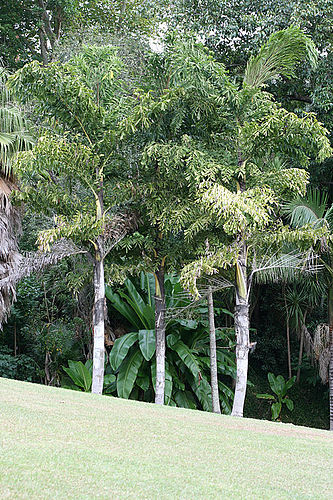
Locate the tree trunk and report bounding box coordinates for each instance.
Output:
[231,242,250,417]
[207,287,221,413]
[283,288,292,379]
[154,264,166,404]
[91,239,105,394]
[296,325,304,384]
[328,286,333,431]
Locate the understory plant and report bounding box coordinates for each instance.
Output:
[257,372,296,421]
[106,273,236,412]
[62,359,116,394]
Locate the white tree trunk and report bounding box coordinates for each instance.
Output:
[231,243,250,417]
[155,266,166,404]
[207,287,221,413]
[92,241,105,395]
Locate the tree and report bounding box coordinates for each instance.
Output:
[9,45,137,393]
[0,67,33,327]
[284,188,333,429]
[181,28,331,417]
[124,28,331,416]
[0,0,164,70]
[171,0,333,199]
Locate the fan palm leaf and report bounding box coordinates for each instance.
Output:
[282,188,332,230]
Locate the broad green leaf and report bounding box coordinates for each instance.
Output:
[136,375,150,392]
[166,333,180,348]
[138,329,156,361]
[174,390,196,409]
[109,332,138,371]
[64,360,92,392]
[285,376,296,391]
[192,375,212,412]
[283,398,294,411]
[169,339,200,378]
[271,401,281,421]
[256,393,275,400]
[117,349,144,399]
[124,279,153,328]
[105,285,142,330]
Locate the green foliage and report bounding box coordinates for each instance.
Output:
[62,359,116,393]
[107,273,236,411]
[243,26,317,88]
[256,373,296,420]
[0,346,40,382]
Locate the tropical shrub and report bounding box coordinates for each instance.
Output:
[106,273,236,412]
[256,373,296,421]
[62,359,116,394]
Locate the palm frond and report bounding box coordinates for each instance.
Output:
[244,26,317,88]
[252,250,321,285]
[282,188,328,228]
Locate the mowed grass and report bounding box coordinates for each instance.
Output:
[0,378,332,500]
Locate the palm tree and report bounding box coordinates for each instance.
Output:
[0,68,32,327]
[284,188,333,430]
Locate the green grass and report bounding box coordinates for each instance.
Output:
[0,378,332,499]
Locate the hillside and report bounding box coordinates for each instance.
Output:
[0,377,332,499]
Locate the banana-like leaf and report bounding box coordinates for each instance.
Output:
[191,375,212,412]
[136,374,150,391]
[109,332,138,371]
[63,360,92,392]
[138,329,156,361]
[271,401,282,421]
[117,349,144,399]
[124,278,154,329]
[283,397,294,411]
[140,272,155,307]
[256,393,275,400]
[174,390,196,409]
[105,285,142,330]
[168,338,200,378]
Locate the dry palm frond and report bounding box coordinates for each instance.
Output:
[0,176,21,327]
[0,239,87,304]
[103,211,138,257]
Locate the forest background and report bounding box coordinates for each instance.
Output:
[0,0,332,429]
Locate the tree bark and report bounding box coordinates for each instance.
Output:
[207,287,221,413]
[154,264,166,404]
[328,286,333,431]
[296,325,304,384]
[231,242,250,417]
[91,239,105,395]
[283,288,292,379]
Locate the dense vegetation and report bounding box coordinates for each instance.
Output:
[0,0,332,431]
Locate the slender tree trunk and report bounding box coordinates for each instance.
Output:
[91,238,105,394]
[207,287,221,413]
[154,264,166,404]
[231,242,250,417]
[328,286,333,431]
[296,325,304,384]
[286,315,292,379]
[14,322,17,357]
[39,29,48,65]
[283,288,292,379]
[44,351,51,385]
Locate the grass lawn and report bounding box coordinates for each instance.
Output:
[0,377,332,499]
